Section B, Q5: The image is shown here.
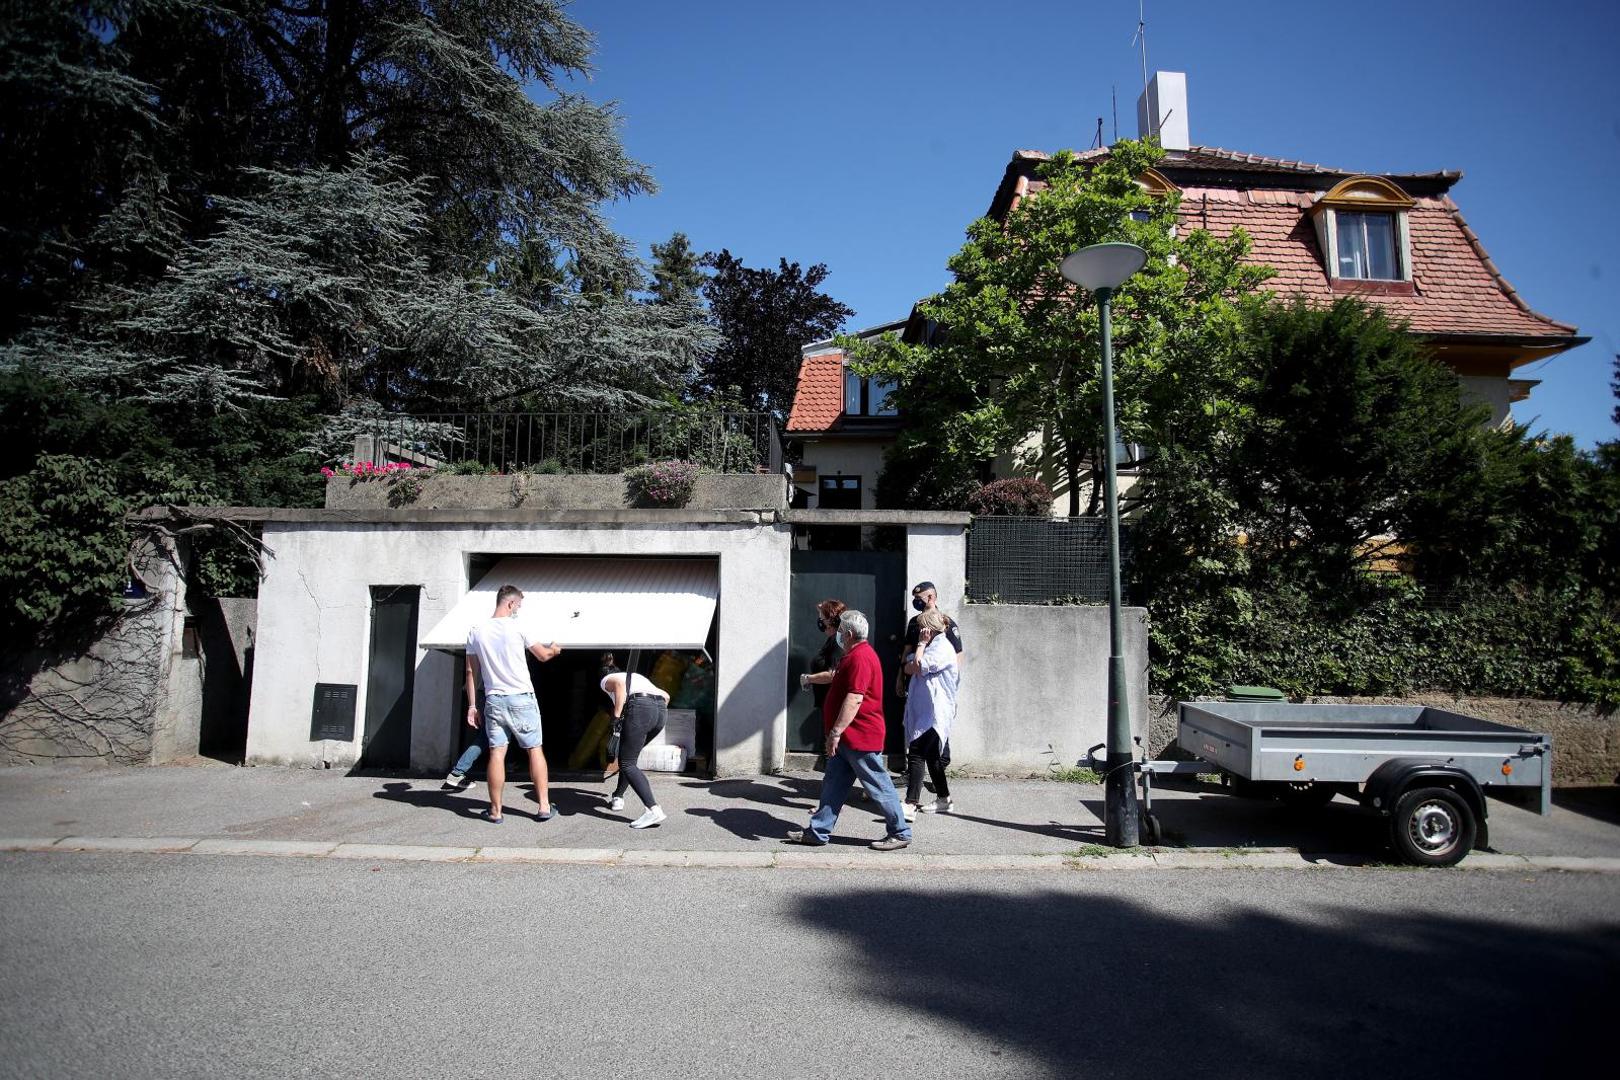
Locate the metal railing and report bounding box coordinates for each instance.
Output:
[965,516,1129,604]
[352,411,782,475]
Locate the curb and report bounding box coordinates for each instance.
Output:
[2,837,1617,873]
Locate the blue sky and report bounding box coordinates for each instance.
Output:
[564,0,1619,447]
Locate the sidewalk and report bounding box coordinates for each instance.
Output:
[1,762,1617,869]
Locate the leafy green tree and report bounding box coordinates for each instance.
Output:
[849,140,1271,514]
[1228,297,1492,588]
[0,456,132,651]
[699,250,853,420]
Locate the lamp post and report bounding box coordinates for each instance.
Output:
[1060,242,1147,848]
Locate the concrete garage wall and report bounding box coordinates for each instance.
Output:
[951,605,1149,774]
[246,511,791,777]
[326,473,787,513]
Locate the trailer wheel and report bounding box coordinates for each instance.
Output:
[1391,786,1475,867]
[1139,812,1163,846]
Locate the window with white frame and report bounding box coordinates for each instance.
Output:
[1335,210,1400,280]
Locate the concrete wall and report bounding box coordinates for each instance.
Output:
[246,514,792,777]
[1147,693,1619,786]
[907,525,967,618]
[950,604,1149,774]
[326,473,787,512]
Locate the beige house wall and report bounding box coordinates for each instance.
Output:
[795,438,891,510]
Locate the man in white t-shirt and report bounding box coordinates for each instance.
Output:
[465,585,561,823]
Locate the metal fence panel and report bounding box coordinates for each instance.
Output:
[353,411,780,475]
[966,516,1125,605]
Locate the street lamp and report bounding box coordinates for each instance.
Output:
[1060,242,1147,848]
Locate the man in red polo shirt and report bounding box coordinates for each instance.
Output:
[787,609,913,851]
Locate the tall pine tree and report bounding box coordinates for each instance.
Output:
[0,0,711,412]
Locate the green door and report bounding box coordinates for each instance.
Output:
[786,550,907,755]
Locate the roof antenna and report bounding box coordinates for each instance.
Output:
[1132,0,1151,137]
[1092,117,1104,149]
[1111,85,1118,143]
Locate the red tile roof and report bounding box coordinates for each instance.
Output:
[786,350,843,432]
[1005,146,1577,342]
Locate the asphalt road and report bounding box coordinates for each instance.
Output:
[2,853,1616,1079]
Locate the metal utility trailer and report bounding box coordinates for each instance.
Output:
[1133,701,1552,866]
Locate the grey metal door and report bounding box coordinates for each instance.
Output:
[362,586,419,769]
[786,551,906,754]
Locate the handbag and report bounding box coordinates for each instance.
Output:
[606,720,622,761]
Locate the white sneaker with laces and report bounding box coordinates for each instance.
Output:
[608,795,625,812]
[903,802,917,822]
[922,797,954,814]
[445,771,466,787]
[630,806,667,830]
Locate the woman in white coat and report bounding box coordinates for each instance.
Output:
[901,608,959,820]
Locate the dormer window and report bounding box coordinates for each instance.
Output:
[1311,175,1416,284]
[1335,211,1399,280]
[844,365,897,417]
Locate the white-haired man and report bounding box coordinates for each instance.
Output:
[787,609,912,851]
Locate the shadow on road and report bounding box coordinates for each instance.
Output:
[793,885,1620,1078]
[1552,785,1620,826]
[371,781,487,820]
[679,776,821,810]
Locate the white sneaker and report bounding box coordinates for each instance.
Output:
[445,771,466,787]
[921,797,954,814]
[608,795,625,812]
[630,806,667,830]
[903,802,917,822]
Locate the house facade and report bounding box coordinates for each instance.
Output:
[788,73,1586,513]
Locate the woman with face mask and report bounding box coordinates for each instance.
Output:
[901,608,959,819]
[800,599,847,709]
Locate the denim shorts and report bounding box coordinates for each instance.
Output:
[484,692,542,749]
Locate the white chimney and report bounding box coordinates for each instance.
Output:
[1136,71,1189,151]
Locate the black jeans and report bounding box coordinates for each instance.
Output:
[612,696,666,809]
[905,727,950,804]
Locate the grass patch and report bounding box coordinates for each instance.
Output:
[1070,844,1114,858]
[1044,766,1103,784]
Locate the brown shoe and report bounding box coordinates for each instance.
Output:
[869,835,911,852]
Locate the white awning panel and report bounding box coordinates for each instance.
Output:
[419,557,718,653]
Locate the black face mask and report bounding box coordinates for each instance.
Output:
[816,617,828,632]
[912,597,927,612]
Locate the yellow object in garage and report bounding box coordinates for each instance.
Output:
[567,709,613,770]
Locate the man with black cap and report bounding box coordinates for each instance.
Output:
[900,581,963,774]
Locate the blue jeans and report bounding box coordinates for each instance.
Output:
[485,692,542,749]
[808,745,912,844]
[452,738,484,776]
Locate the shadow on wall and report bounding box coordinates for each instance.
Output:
[791,885,1619,1078]
[714,634,790,770]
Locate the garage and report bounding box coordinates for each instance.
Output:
[419,555,720,776]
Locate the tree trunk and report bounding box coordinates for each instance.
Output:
[315,0,358,164]
[1066,439,1081,517]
